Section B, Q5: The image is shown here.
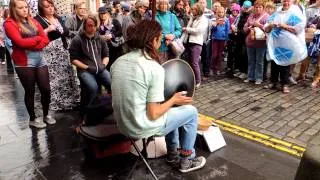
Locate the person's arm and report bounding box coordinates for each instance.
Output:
[243,16,251,34]
[147,92,193,120]
[69,37,87,69]
[65,16,78,37]
[4,21,42,48]
[101,38,109,67]
[225,19,230,40]
[144,66,193,120]
[264,23,275,33]
[278,23,297,33]
[32,20,49,50]
[172,14,182,38]
[72,59,88,69]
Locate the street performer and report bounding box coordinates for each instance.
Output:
[110,20,206,173]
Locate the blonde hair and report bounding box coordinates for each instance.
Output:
[156,0,170,10]
[217,6,225,17]
[192,2,205,17]
[265,1,275,9]
[9,0,38,35]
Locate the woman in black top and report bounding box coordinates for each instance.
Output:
[35,0,80,111]
[97,6,124,70]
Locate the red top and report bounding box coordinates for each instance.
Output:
[4,18,49,66]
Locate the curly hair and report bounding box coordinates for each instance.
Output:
[126,20,162,64]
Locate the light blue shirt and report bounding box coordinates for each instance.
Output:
[111,50,167,138]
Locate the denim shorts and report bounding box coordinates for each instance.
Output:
[15,51,47,68]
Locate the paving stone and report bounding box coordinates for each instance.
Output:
[312,121,320,130]
[295,123,311,132]
[309,135,320,145]
[250,120,262,126]
[240,110,255,117]
[305,118,317,125]
[304,129,319,136]
[258,120,274,129]
[267,124,282,132]
[275,120,288,127]
[287,130,302,139]
[287,120,301,128]
[283,137,307,147]
[252,112,263,118]
[298,133,313,143]
[259,129,283,139]
[277,125,294,136]
[296,114,311,121]
[283,115,295,121]
[310,114,320,120]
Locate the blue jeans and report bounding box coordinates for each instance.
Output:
[158,105,198,159]
[78,70,111,106]
[247,47,266,81]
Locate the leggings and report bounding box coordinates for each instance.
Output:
[15,66,51,121]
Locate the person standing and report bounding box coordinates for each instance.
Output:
[183,3,208,88]
[97,6,124,70]
[243,0,269,85]
[65,1,87,38]
[35,0,80,111]
[4,0,56,128]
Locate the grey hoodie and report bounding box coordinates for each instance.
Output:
[69,30,109,74]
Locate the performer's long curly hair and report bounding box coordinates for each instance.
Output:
[126,20,162,64]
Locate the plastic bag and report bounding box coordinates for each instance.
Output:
[266,6,307,66]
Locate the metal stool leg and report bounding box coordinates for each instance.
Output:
[130,138,158,180]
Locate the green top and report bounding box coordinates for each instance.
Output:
[111,50,167,138]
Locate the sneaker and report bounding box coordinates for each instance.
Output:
[233,72,241,78]
[244,79,250,83]
[1,61,5,65]
[289,76,297,85]
[166,151,180,168]
[239,73,247,79]
[255,80,263,85]
[29,117,47,128]
[282,86,290,93]
[196,83,201,89]
[179,156,206,173]
[44,115,56,125]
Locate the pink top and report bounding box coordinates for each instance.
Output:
[244,12,269,48]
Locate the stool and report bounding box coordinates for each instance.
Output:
[129,137,158,180]
[79,124,158,180]
[295,144,320,180]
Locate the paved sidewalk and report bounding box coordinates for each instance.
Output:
[194,76,320,148]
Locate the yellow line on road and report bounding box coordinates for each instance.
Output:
[199,114,306,157]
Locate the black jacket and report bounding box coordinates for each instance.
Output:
[69,30,109,74]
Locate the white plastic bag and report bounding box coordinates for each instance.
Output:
[266,6,307,66]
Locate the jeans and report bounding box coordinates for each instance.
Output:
[187,43,202,84]
[158,105,198,159]
[212,40,226,73]
[78,70,111,107]
[247,47,266,81]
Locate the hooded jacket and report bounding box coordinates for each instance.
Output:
[69,30,109,74]
[4,18,49,66]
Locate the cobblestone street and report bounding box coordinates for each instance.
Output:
[194,75,320,148]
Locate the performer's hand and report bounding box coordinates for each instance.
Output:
[172,92,193,105]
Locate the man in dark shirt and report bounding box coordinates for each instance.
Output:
[69,15,111,107]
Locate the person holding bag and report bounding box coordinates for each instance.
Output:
[182,2,208,88]
[156,0,182,62]
[243,0,269,85]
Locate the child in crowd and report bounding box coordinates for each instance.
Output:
[211,6,230,75]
